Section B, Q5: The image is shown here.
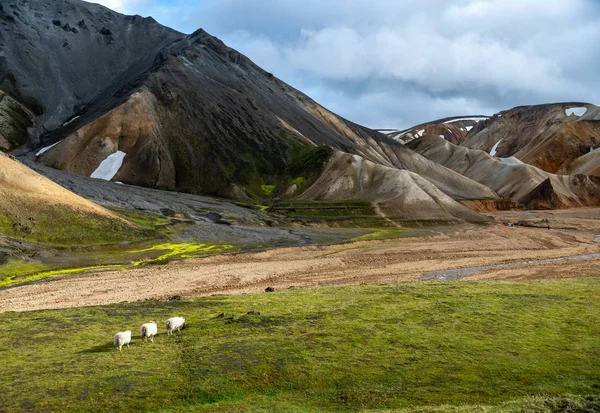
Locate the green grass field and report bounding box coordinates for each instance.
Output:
[1,279,599,412]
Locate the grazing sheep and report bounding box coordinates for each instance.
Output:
[114,330,131,351]
[166,317,185,336]
[140,321,158,343]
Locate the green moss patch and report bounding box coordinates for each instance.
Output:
[260,184,276,196]
[0,264,121,288]
[132,242,236,266]
[351,227,409,241]
[0,260,49,285]
[0,242,237,287]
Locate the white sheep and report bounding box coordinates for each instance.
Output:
[166,317,185,336]
[140,321,158,343]
[114,330,131,351]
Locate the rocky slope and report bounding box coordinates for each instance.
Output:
[0,0,181,136]
[408,136,600,209]
[0,90,35,151]
[298,151,488,223]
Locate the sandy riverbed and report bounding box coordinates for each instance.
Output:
[2,208,599,312]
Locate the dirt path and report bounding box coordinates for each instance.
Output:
[373,202,403,228]
[1,219,599,312]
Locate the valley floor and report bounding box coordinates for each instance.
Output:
[1,208,599,312]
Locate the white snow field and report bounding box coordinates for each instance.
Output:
[90,151,127,181]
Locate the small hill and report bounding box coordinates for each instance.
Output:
[297,151,489,223]
[408,136,600,209]
[0,152,141,244]
[377,116,489,145]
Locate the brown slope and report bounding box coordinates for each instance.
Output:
[0,152,139,244]
[298,151,490,223]
[38,88,175,190]
[564,149,600,176]
[520,176,600,210]
[461,103,600,175]
[408,135,600,209]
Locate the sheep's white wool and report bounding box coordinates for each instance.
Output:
[166,317,185,335]
[114,330,132,351]
[140,321,158,343]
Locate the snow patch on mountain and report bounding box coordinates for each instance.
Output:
[36,141,62,156]
[90,151,127,181]
[490,138,504,156]
[62,115,80,126]
[565,107,587,117]
[443,116,489,124]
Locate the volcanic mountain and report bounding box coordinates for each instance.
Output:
[0,0,500,223]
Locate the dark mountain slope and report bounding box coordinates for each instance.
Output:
[0,0,181,136]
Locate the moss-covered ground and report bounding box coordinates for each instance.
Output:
[1,279,598,412]
[0,209,234,287]
[0,241,236,287]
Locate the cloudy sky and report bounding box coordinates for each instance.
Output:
[93,0,600,129]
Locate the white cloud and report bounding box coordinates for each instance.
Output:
[87,0,152,14]
[104,0,600,128]
[87,0,127,12]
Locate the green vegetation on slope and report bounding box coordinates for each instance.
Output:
[0,203,154,246]
[240,138,333,202]
[0,242,235,287]
[0,209,233,287]
[1,279,599,412]
[268,200,393,227]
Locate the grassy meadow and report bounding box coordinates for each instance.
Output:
[0,279,599,412]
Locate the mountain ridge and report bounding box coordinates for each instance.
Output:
[0,0,499,224]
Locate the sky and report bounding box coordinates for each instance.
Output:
[92,0,600,129]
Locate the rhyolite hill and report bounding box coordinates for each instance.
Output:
[386,103,600,209]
